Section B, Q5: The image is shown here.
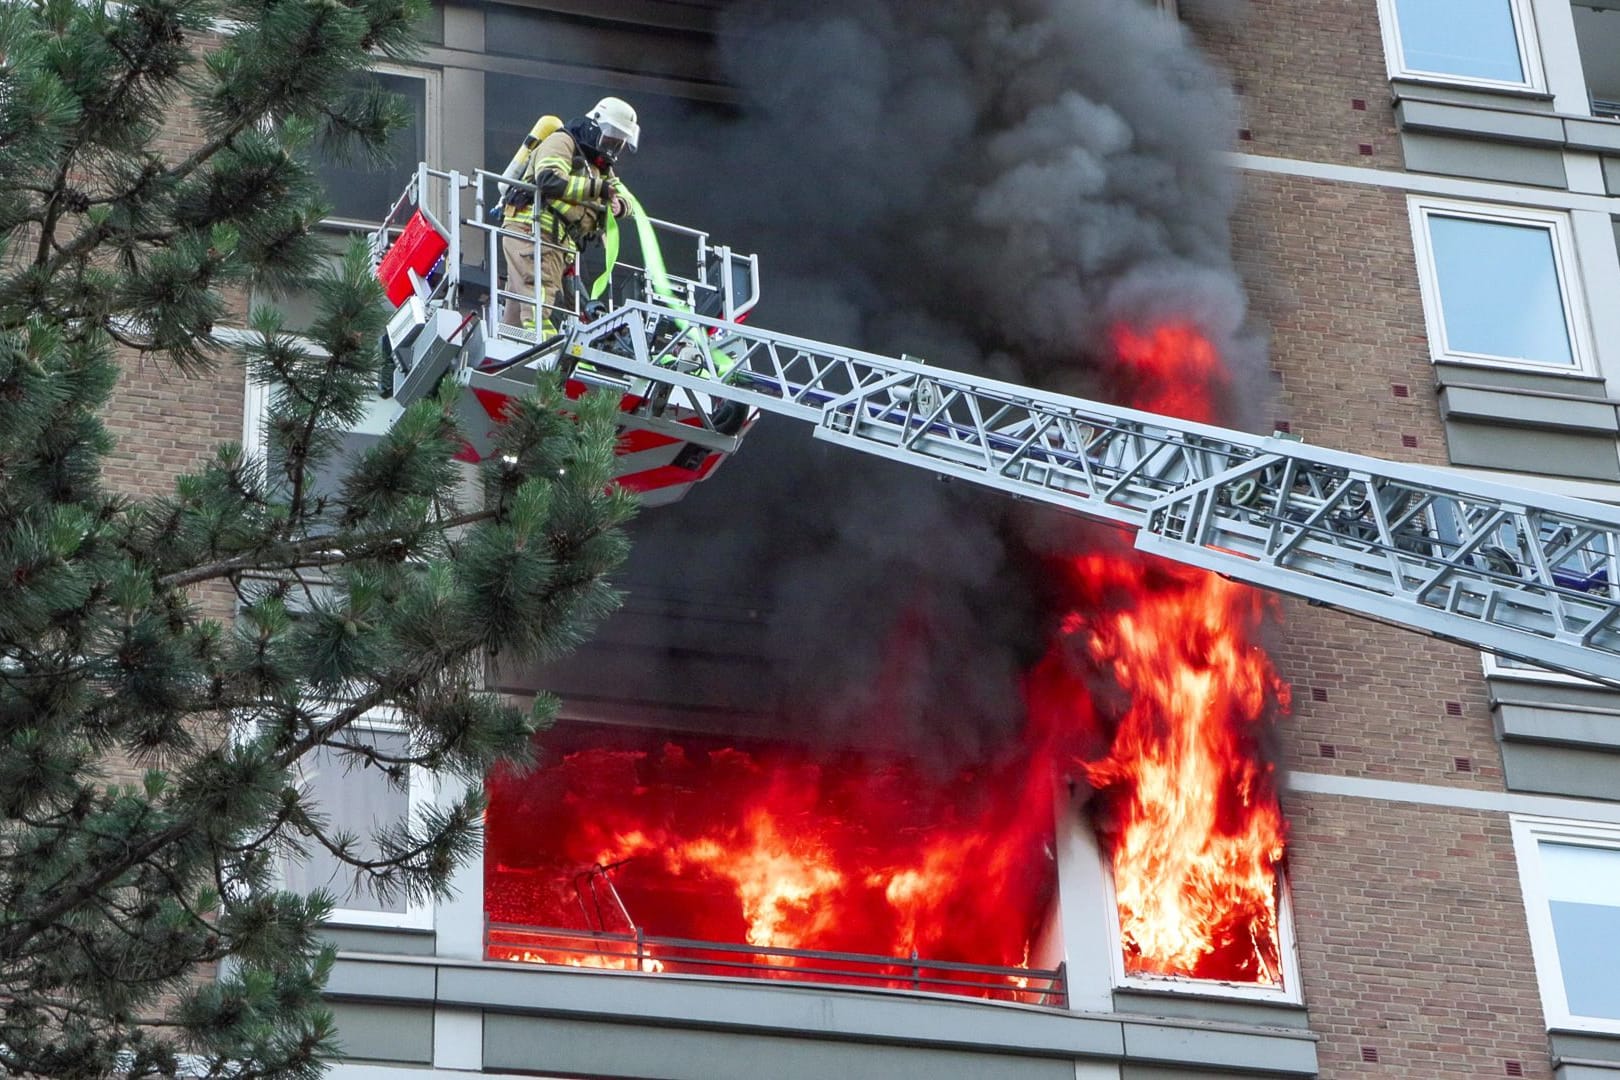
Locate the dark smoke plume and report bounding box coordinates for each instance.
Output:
[587,0,1266,768]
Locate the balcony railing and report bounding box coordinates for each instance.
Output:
[484,922,1067,1008]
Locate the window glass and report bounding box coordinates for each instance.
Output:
[1427,214,1573,366]
[313,72,427,224]
[418,0,444,46]
[1573,4,1620,116]
[1394,0,1525,83]
[1541,842,1620,1020]
[282,728,411,914]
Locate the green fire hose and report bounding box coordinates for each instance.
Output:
[588,184,734,379]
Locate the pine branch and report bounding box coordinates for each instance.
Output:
[157,507,497,589]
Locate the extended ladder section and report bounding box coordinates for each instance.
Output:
[369,163,1620,686]
[556,301,1620,686]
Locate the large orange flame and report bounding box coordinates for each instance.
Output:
[1038,552,1290,983]
[484,319,1291,995]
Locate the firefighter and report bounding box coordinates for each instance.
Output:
[501,96,637,335]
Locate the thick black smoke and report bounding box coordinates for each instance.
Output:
[591,0,1266,769]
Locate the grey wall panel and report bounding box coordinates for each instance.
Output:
[1433,363,1611,398]
[1499,741,1620,801]
[1560,1066,1620,1080]
[1565,119,1620,154]
[1443,421,1620,480]
[321,925,437,957]
[1395,100,1565,145]
[1390,79,1556,111]
[1111,990,1309,1031]
[440,966,1124,1059]
[1401,132,1567,187]
[483,1014,1078,1080]
[1606,157,1620,195]
[1120,1022,1318,1076]
[326,958,437,1003]
[1552,1031,1620,1066]
[1495,700,1620,752]
[1439,387,1618,433]
[330,1001,434,1064]
[1123,1069,1262,1080]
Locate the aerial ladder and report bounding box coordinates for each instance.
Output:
[371,163,1620,688]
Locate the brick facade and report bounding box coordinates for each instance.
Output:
[1193,0,1602,1074]
[1286,794,1551,1079]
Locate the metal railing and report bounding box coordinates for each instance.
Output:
[484,922,1067,1008]
[369,163,761,353]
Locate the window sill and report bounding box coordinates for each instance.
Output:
[1392,76,1555,106]
[1431,356,1602,383]
[1112,986,1309,1029]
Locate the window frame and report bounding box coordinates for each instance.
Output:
[1511,814,1620,1034]
[1408,196,1597,377]
[316,60,443,230]
[279,706,437,931]
[1482,652,1604,686]
[1098,852,1305,1004]
[1376,0,1546,92]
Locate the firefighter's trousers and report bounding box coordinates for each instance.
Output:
[501,223,572,332]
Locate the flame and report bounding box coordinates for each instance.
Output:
[483,319,1291,995]
[486,736,1055,992]
[1039,552,1290,982]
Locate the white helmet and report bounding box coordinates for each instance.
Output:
[585,96,640,163]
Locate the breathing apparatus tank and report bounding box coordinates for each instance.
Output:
[497,113,563,200]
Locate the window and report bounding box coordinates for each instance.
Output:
[1409,198,1595,375]
[1378,0,1544,90]
[1573,3,1620,118]
[1483,652,1601,686]
[1099,854,1304,1003]
[279,712,435,929]
[312,65,441,226]
[1513,817,1620,1032]
[240,380,434,930]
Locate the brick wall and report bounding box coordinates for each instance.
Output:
[1201,0,1580,1075]
[1232,172,1443,465]
[1186,0,1403,171]
[100,35,245,785]
[1286,793,1552,1079]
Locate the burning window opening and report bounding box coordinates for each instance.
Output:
[483,724,1064,1004]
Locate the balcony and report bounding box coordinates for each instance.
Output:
[484,922,1069,1008]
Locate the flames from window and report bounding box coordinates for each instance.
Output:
[485,322,1290,990]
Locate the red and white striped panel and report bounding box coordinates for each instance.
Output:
[451,377,743,506]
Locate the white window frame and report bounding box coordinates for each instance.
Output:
[237,385,438,931]
[1099,852,1304,1003]
[280,706,437,931]
[1376,0,1546,92]
[1511,815,1620,1034]
[1482,652,1604,686]
[1408,196,1597,376]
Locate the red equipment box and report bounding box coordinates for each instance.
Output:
[377,210,449,306]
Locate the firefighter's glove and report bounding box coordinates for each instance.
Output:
[602,177,627,219]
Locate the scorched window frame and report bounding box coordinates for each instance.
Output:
[1098,851,1304,1004]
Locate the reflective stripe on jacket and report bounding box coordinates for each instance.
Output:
[503,129,611,252]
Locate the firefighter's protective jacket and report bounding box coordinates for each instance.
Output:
[507,128,613,253]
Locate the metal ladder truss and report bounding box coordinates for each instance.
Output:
[556,300,1620,686]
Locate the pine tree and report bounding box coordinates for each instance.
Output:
[0,0,633,1073]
